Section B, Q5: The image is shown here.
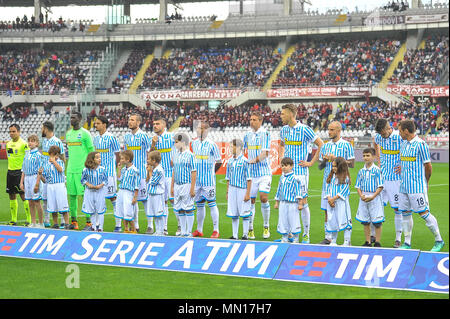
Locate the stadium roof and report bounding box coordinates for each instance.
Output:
[0,0,231,7]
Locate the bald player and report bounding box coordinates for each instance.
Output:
[318,121,355,245]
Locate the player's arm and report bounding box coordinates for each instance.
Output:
[245,178,252,202]
[20,171,25,191]
[190,170,197,198]
[373,138,381,167]
[170,174,175,198]
[424,162,432,184]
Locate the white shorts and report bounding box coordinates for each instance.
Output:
[355,192,385,224]
[173,183,195,214]
[277,201,301,235]
[24,174,41,201]
[325,198,352,232]
[250,175,272,198]
[194,185,216,203]
[82,187,107,215]
[46,183,69,214]
[137,178,148,202]
[105,175,117,199]
[382,179,401,209]
[398,192,429,214]
[116,189,137,221]
[145,193,166,217]
[226,185,252,219]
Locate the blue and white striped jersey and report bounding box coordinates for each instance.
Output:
[399,135,431,194]
[244,127,272,178]
[118,165,140,192]
[147,164,165,195]
[226,154,251,189]
[355,164,384,193]
[41,158,66,184]
[275,172,303,202]
[93,131,120,177]
[22,148,43,176]
[123,129,151,180]
[319,138,354,192]
[173,149,196,185]
[41,135,65,166]
[374,131,404,181]
[325,175,350,200]
[191,138,221,187]
[280,121,318,176]
[81,166,108,188]
[152,129,175,178]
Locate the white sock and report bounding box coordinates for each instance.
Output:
[394,211,403,242]
[402,213,414,245]
[300,205,310,237]
[43,200,49,223]
[186,214,194,235]
[178,213,186,235]
[242,217,250,237]
[97,214,104,231]
[331,232,338,244]
[232,218,239,239]
[344,228,352,244]
[134,203,140,230]
[196,203,205,232]
[325,222,332,240]
[155,217,164,235]
[261,201,270,228]
[421,212,442,242]
[209,202,219,232]
[249,203,255,230]
[147,217,154,230]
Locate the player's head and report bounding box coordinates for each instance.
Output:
[231,138,244,156]
[280,157,294,174]
[330,156,350,184]
[95,115,109,133]
[42,121,54,138]
[70,111,83,127]
[362,147,376,164]
[375,118,391,138]
[153,117,167,135]
[8,124,20,141]
[128,113,142,130]
[280,104,297,125]
[120,150,134,164]
[195,120,210,140]
[327,121,342,140]
[398,120,415,140]
[174,132,190,151]
[148,150,161,166]
[48,145,65,162]
[85,151,101,169]
[27,134,40,149]
[250,111,263,131]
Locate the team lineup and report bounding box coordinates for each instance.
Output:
[4,103,445,252]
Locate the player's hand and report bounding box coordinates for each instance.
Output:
[170,187,174,198]
[190,188,195,198]
[248,158,257,164]
[152,135,159,145]
[274,202,279,209]
[394,165,401,175]
[244,194,250,202]
[20,183,24,191]
[365,196,374,202]
[360,194,366,201]
[298,199,304,210]
[299,160,312,167]
[33,184,39,193]
[132,197,137,205]
[38,167,43,174]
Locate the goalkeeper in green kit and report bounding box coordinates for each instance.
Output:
[66,112,95,230]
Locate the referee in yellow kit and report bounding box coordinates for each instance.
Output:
[6,124,31,226]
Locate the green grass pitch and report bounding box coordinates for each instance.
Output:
[0,159,448,299]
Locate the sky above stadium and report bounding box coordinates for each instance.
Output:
[0,0,421,23]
